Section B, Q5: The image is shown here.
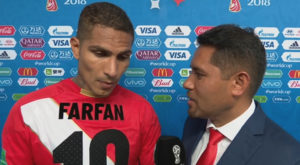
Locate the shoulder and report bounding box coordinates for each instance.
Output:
[264,117,300,150]
[115,85,151,106]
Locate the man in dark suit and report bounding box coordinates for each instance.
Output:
[182,24,300,165]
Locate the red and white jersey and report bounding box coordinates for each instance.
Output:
[1,78,161,165]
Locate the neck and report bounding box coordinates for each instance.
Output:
[211,99,252,127]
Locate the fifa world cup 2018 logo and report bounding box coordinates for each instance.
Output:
[172,145,181,164]
[229,0,241,12]
[46,0,58,11]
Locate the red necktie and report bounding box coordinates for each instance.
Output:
[196,128,224,165]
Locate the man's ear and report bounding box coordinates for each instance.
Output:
[230,71,251,97]
[70,37,80,60]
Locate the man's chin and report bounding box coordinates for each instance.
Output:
[188,108,205,118]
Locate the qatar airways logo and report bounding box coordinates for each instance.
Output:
[152,78,173,87]
[0,26,16,36]
[21,50,45,60]
[135,50,161,60]
[48,26,73,36]
[0,38,16,48]
[18,78,39,86]
[20,38,45,48]
[164,38,191,48]
[288,80,300,88]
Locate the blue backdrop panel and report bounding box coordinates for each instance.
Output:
[0,0,299,150]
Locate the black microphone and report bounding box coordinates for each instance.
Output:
[155,136,186,165]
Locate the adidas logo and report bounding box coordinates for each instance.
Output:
[0,51,9,59]
[289,41,300,49]
[172,27,184,35]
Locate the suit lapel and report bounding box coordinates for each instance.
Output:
[218,102,266,165]
[182,117,207,165]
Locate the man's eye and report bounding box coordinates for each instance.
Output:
[191,71,204,79]
[94,51,107,57]
[118,54,131,61]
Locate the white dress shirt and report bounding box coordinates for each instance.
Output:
[191,100,256,165]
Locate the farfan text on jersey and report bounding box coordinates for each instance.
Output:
[59,102,124,120]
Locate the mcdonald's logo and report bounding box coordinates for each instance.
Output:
[152,68,174,77]
[289,70,300,78]
[17,68,38,76]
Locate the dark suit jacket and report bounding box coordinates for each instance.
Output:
[182,101,300,165]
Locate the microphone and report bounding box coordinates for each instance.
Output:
[155,136,186,165]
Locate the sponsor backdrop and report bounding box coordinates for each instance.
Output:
[0,0,300,149]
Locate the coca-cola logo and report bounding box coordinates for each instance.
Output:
[21,50,45,60]
[20,38,45,48]
[194,26,214,36]
[0,26,16,36]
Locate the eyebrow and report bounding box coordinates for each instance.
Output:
[190,65,206,73]
[88,45,132,55]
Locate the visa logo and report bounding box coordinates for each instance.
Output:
[135,25,161,36]
[261,80,282,88]
[53,40,69,46]
[141,27,156,34]
[124,78,146,87]
[48,38,71,48]
[262,41,274,48]
[0,78,12,86]
[261,39,278,50]
[164,50,191,61]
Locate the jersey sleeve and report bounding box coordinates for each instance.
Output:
[1,102,34,165]
[138,101,161,165]
[1,101,56,165]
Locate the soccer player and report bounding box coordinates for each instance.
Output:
[1,2,161,165]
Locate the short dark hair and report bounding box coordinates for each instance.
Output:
[76,2,134,40]
[197,24,266,97]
